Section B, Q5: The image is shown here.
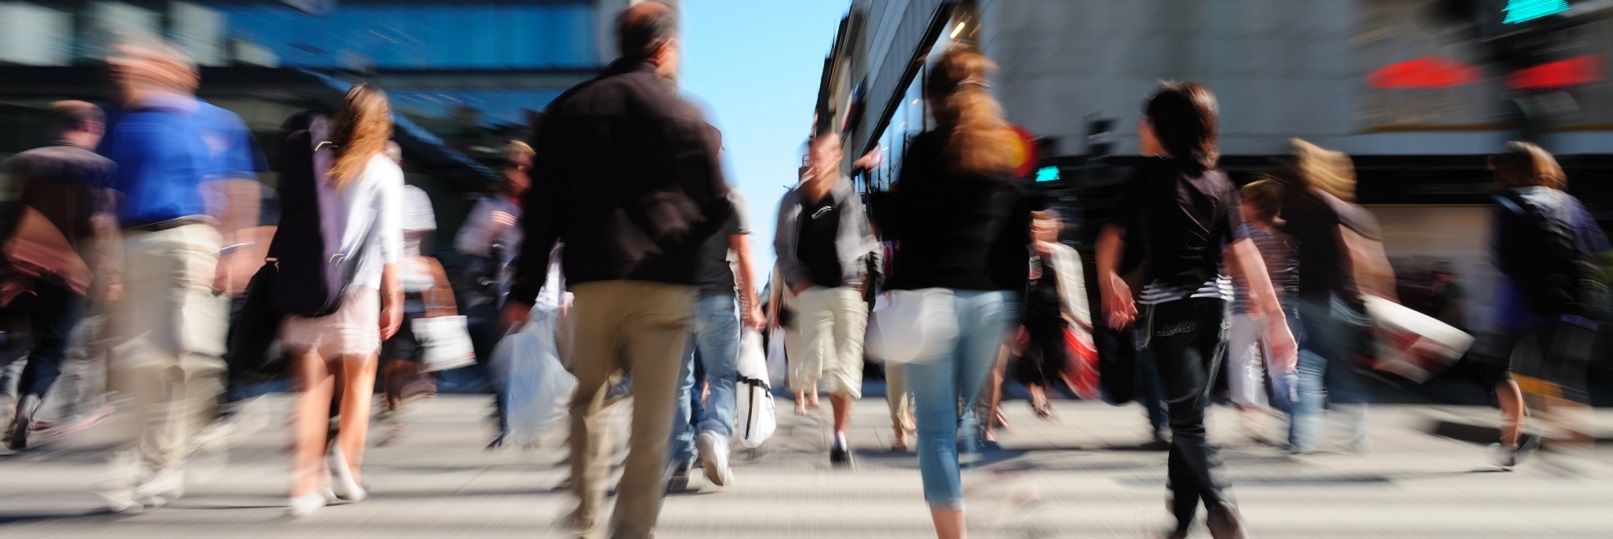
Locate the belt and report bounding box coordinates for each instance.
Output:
[125,216,212,233]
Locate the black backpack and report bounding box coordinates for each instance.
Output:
[1496,190,1598,318]
[270,111,372,317]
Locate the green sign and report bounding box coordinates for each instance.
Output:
[1035,166,1061,182]
[1503,0,1570,24]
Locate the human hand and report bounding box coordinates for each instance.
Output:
[380,296,403,341]
[501,301,532,333]
[1102,276,1136,330]
[744,305,765,330]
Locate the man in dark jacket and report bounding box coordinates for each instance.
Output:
[0,101,117,452]
[500,3,731,537]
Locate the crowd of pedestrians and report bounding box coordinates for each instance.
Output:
[0,2,1608,539]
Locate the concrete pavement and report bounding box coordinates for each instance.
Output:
[1,394,1610,538]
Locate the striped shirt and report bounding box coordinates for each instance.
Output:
[1140,274,1233,305]
[1233,223,1299,315]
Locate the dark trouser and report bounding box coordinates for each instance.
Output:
[1015,319,1068,388]
[1143,298,1229,530]
[1136,343,1169,434]
[19,282,86,402]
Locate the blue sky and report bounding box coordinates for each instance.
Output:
[680,0,850,273]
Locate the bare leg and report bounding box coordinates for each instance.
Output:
[336,354,378,485]
[983,345,1009,443]
[291,349,334,498]
[931,507,966,539]
[1497,380,1525,447]
[808,385,821,409]
[794,389,808,415]
[832,394,854,440]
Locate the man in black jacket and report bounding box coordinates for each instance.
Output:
[501,3,731,537]
[1,101,117,452]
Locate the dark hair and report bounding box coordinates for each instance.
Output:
[923,46,1015,177]
[1493,140,1565,190]
[1145,82,1219,173]
[51,100,103,134]
[617,2,677,59]
[1240,177,1283,221]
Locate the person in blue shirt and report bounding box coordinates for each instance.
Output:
[95,35,256,514]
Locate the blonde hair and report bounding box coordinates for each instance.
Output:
[1493,141,1566,190]
[329,84,393,189]
[506,140,535,163]
[1291,138,1356,201]
[925,46,1016,177]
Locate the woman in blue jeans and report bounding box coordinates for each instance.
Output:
[869,45,1031,539]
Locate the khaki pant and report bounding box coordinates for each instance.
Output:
[885,363,913,432]
[796,286,867,399]
[106,224,227,484]
[562,281,695,539]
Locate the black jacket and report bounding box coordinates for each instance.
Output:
[508,59,731,304]
[869,131,1033,292]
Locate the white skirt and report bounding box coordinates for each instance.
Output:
[280,288,381,358]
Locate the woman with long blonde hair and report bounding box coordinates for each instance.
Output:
[280,83,405,517]
[868,45,1029,539]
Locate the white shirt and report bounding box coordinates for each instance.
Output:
[337,154,404,290]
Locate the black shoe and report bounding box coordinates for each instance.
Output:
[830,445,854,468]
[1504,433,1543,468]
[7,395,38,451]
[666,464,691,493]
[1206,501,1247,539]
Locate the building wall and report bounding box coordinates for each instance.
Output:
[979,0,1358,157]
[976,0,1613,157]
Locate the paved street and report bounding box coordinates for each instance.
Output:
[2,394,1610,538]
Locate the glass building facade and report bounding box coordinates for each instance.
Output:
[0,1,604,161]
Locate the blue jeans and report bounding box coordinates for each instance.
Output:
[1293,296,1371,453]
[18,282,86,402]
[670,293,741,467]
[907,290,1017,508]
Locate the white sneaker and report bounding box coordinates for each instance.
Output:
[287,493,327,518]
[97,487,142,515]
[132,467,185,509]
[697,432,733,488]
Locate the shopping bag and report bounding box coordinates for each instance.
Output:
[734,330,776,448]
[1362,296,1474,382]
[766,325,790,389]
[865,288,957,364]
[1060,328,1102,401]
[487,307,575,447]
[412,315,476,372]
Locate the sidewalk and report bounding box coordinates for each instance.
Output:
[1,395,1610,538]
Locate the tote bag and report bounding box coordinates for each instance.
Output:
[865,288,957,364]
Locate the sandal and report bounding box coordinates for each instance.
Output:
[1031,401,1057,421]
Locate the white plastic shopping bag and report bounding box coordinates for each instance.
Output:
[734,330,776,448]
[413,315,477,372]
[487,306,575,447]
[1362,296,1474,382]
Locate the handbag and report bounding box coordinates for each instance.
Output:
[413,315,476,372]
[226,262,288,379]
[1060,328,1101,401]
[865,288,958,364]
